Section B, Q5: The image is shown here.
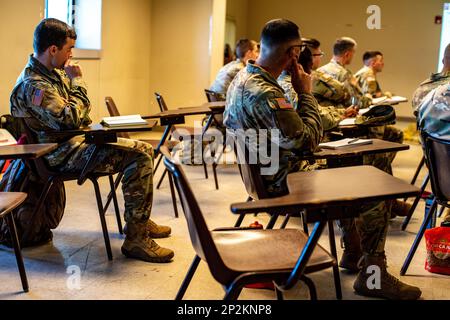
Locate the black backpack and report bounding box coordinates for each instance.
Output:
[0,115,66,247]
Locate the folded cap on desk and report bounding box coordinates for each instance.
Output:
[355,104,396,126]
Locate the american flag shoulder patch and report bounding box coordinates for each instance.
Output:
[32,88,45,106]
[275,98,293,110]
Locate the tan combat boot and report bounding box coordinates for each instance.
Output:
[123,219,171,238]
[339,229,363,273]
[147,219,172,238]
[121,222,174,263]
[353,253,422,300]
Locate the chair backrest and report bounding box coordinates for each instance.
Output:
[204,89,225,103]
[230,133,270,200]
[154,92,169,112]
[422,131,450,201]
[104,97,131,139]
[161,146,233,284]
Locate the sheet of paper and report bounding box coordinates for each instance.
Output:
[339,118,356,126]
[101,115,147,127]
[319,138,373,149]
[371,96,388,105]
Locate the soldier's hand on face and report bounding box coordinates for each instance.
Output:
[64,61,83,79]
[290,57,312,94]
[344,105,358,118]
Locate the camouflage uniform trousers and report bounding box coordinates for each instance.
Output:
[57,137,154,223]
[337,125,403,254]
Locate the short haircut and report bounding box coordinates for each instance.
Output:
[33,18,77,54]
[260,19,300,47]
[235,39,258,59]
[363,51,383,63]
[302,38,321,50]
[333,37,357,56]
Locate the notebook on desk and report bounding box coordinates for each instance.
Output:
[370,95,408,107]
[319,138,373,149]
[101,115,148,127]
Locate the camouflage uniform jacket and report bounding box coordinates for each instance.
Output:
[209,59,245,95]
[418,83,450,140]
[311,69,351,108]
[355,66,382,98]
[224,62,322,195]
[278,71,344,131]
[412,71,450,114]
[10,55,91,167]
[317,60,372,108]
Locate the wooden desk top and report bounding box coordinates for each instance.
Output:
[308,139,409,160]
[42,120,158,137]
[145,102,225,119]
[0,143,58,160]
[231,165,420,215]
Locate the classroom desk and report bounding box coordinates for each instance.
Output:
[230,165,420,291]
[304,138,409,168]
[0,143,58,292]
[0,143,58,160]
[145,101,225,156]
[41,121,158,185]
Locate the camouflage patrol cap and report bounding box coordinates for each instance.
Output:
[355,104,396,126]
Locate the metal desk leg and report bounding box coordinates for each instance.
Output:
[401,198,437,275]
[327,221,342,300]
[6,214,29,292]
[282,220,327,290]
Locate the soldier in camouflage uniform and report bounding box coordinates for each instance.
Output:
[412,43,450,115]
[355,51,389,98]
[224,20,322,197]
[226,20,421,300]
[418,83,450,226]
[209,39,260,96]
[278,70,344,132]
[318,38,405,176]
[9,18,173,263]
[279,38,357,133]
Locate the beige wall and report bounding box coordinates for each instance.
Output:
[0,0,44,116]
[246,0,447,118]
[210,0,227,83]
[226,0,249,43]
[97,0,153,120]
[0,0,153,122]
[149,0,213,115]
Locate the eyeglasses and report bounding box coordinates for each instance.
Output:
[312,52,325,57]
[287,44,307,53]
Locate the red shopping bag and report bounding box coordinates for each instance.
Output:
[424,227,450,275]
